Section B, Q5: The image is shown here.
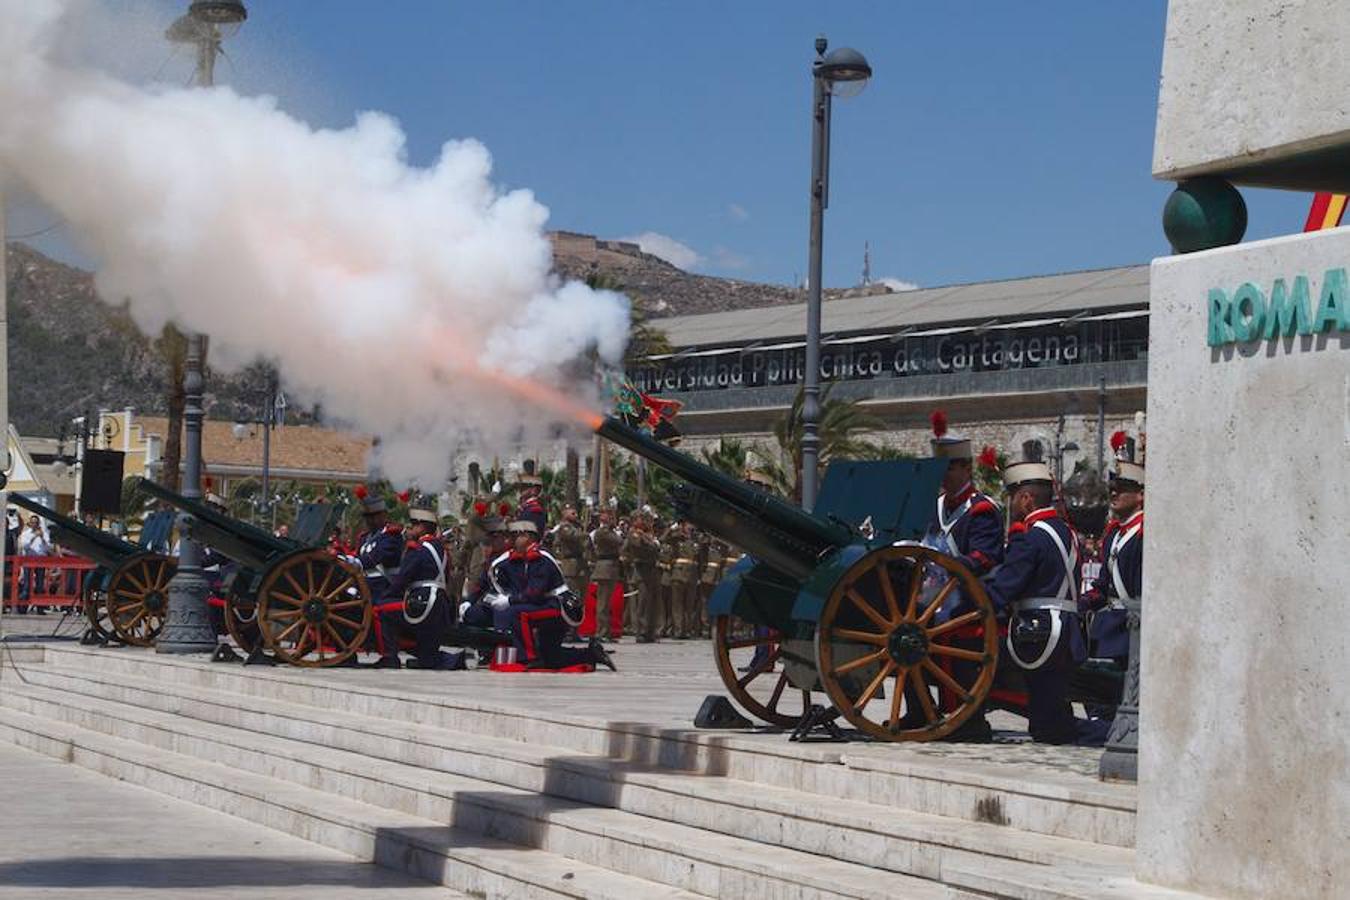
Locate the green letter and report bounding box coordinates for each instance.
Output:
[1264,275,1313,338]
[1207,288,1232,346]
[1230,282,1265,342]
[1314,268,1349,333]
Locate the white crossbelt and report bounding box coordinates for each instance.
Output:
[1108,520,1142,607]
[1006,520,1080,671]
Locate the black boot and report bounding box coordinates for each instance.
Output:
[588,638,617,672]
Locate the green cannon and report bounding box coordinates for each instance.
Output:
[8,493,177,646]
[597,416,1007,742]
[136,478,369,667]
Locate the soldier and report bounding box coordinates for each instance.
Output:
[515,474,548,534]
[925,412,1004,577]
[622,513,663,643]
[550,505,590,603]
[1082,454,1143,669]
[657,521,677,637]
[986,461,1096,745]
[487,520,614,670]
[351,487,404,666]
[670,521,700,639]
[698,535,726,638]
[381,506,464,671]
[589,508,623,642]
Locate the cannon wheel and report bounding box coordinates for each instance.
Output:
[223,595,262,655]
[82,582,117,644]
[711,614,814,728]
[815,545,999,742]
[106,555,175,647]
[256,549,370,667]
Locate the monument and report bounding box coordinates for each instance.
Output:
[1141,2,1349,897]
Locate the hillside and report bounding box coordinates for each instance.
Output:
[6,234,892,435]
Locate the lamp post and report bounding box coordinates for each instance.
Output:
[801,36,871,510]
[158,0,247,655]
[232,369,280,527]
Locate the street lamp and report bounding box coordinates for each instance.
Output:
[158,0,247,655]
[801,36,871,510]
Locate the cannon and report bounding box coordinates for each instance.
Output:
[8,493,177,646]
[136,479,370,667]
[598,416,1017,742]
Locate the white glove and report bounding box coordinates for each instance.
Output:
[486,592,510,611]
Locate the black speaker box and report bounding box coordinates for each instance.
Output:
[81,449,126,515]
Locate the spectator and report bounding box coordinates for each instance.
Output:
[4,510,17,610]
[18,514,52,615]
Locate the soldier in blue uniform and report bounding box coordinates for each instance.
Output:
[985,461,1101,744]
[352,488,404,666]
[485,520,614,671]
[515,473,548,534]
[1082,456,1143,667]
[380,505,464,671]
[918,413,1006,740]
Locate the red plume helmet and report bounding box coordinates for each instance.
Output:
[498,502,512,517]
[1110,430,1128,453]
[473,500,489,517]
[929,410,949,439]
[397,490,411,504]
[353,484,368,501]
[977,446,999,470]
[203,475,214,490]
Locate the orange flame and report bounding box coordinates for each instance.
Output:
[429,361,604,432]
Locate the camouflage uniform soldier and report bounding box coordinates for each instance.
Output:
[622,514,662,643]
[589,509,623,642]
[658,522,678,637]
[671,522,700,639]
[551,505,590,602]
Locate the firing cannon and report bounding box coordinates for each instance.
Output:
[136,479,370,667]
[598,417,1006,742]
[8,493,177,646]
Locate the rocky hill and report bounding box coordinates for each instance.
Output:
[6,234,892,435]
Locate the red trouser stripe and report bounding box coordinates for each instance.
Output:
[518,608,562,660]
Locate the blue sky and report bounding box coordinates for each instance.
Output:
[12,1,1312,289]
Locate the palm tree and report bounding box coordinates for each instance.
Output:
[771,385,886,502]
[154,323,187,492]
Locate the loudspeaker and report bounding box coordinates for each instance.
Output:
[693,694,752,729]
[80,449,125,515]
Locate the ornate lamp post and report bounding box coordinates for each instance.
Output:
[801,36,871,509]
[232,369,281,527]
[157,0,247,655]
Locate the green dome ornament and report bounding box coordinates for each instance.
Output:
[1162,177,1248,254]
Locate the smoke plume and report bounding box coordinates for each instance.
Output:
[0,0,630,486]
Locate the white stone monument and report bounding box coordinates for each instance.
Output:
[1141,2,1350,897]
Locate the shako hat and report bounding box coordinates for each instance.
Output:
[508,519,539,534]
[1110,459,1145,489]
[928,410,972,460]
[353,485,387,515]
[516,473,543,488]
[1002,461,1055,493]
[408,506,438,524]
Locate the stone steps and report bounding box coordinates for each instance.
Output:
[0,648,1197,899]
[0,705,697,900]
[30,643,1137,845]
[2,680,967,899]
[18,664,1132,881]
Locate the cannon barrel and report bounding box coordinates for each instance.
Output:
[135,477,294,570]
[596,417,852,574]
[6,492,138,567]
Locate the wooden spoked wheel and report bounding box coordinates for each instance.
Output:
[815,545,998,742]
[82,582,117,644]
[106,555,175,647]
[711,614,814,728]
[223,595,262,655]
[256,549,370,667]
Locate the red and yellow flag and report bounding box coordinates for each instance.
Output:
[1305,192,1347,231]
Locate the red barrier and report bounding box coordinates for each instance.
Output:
[3,554,97,611]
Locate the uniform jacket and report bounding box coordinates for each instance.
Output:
[356,524,404,581]
[985,508,1086,662]
[488,543,568,607]
[551,521,588,578]
[622,530,661,575]
[1081,510,1142,660]
[935,484,1005,576]
[590,525,623,581]
[383,535,447,602]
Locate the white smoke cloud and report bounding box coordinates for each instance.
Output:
[622,231,702,270]
[880,277,920,292]
[0,0,630,487]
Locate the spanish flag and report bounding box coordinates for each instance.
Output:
[1304,193,1347,231]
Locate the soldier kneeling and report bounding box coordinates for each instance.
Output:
[487,520,615,671]
[380,505,465,671]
